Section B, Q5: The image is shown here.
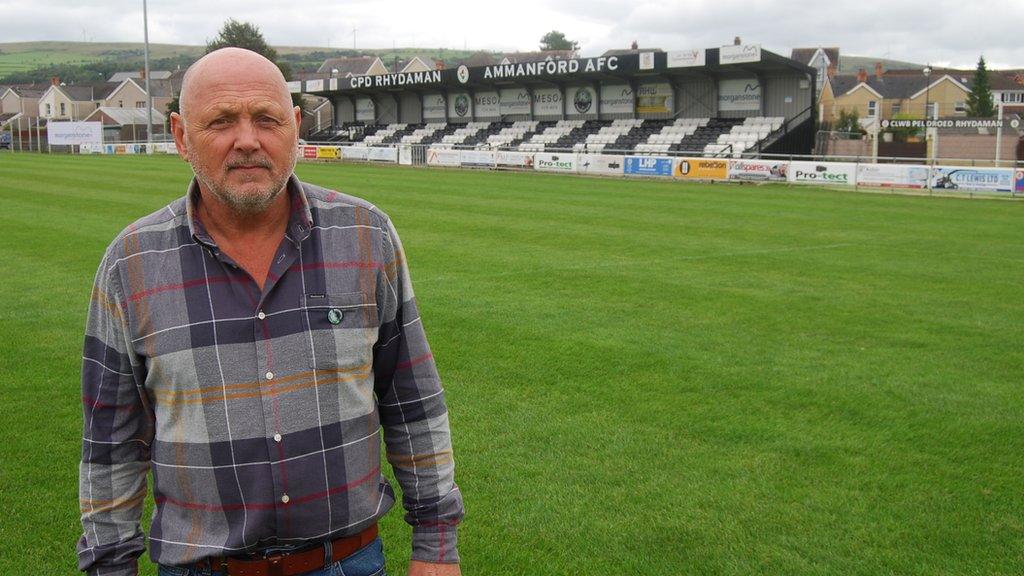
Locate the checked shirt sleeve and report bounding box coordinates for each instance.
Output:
[77,251,154,576]
[374,217,464,564]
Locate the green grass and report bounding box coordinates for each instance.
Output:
[1,153,1022,575]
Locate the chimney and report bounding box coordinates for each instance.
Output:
[857,68,868,83]
[630,40,638,50]
[734,36,742,46]
[51,76,60,86]
[140,69,146,80]
[827,63,837,78]
[435,59,445,70]
[874,62,883,80]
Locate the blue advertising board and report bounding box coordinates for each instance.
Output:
[624,156,674,177]
[1015,169,1024,196]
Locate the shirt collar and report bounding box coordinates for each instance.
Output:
[186,174,313,249]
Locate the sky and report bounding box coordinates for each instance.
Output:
[1,0,1022,69]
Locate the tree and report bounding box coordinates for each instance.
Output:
[835,108,864,138]
[965,55,995,118]
[539,30,579,52]
[206,19,278,61]
[205,19,301,107]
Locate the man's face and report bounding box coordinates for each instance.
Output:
[172,69,301,215]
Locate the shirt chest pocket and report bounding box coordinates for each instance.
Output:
[304,292,379,373]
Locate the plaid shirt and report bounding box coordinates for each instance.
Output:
[77,176,463,575]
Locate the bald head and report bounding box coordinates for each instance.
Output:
[179,47,291,119]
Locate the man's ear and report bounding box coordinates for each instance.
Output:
[293,105,302,136]
[170,112,188,160]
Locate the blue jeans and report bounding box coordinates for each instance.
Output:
[157,537,386,576]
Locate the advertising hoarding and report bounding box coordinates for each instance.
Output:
[534,153,577,172]
[789,162,857,186]
[675,158,729,179]
[624,156,674,177]
[718,79,761,111]
[930,166,1014,193]
[47,121,102,146]
[426,148,461,167]
[496,151,534,168]
[577,154,625,175]
[728,159,789,182]
[460,150,496,168]
[636,83,674,114]
[856,164,929,189]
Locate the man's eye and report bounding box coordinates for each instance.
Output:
[209,118,231,127]
[257,116,279,125]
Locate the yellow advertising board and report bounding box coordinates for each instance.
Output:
[674,158,728,180]
[316,146,342,160]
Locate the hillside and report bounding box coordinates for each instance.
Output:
[0,41,496,83]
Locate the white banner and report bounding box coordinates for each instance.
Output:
[636,83,674,114]
[534,152,577,172]
[789,161,857,186]
[718,78,761,111]
[930,166,1015,193]
[366,147,398,162]
[448,93,473,119]
[720,44,762,64]
[474,91,500,118]
[496,151,534,167]
[423,93,446,120]
[600,84,633,114]
[639,52,655,70]
[499,88,531,116]
[47,121,102,146]
[567,86,597,116]
[856,164,929,189]
[426,148,461,167]
[460,149,496,168]
[305,79,324,92]
[343,146,369,160]
[399,145,413,166]
[533,87,562,116]
[355,98,375,122]
[667,49,706,68]
[577,154,626,175]
[287,80,302,93]
[728,159,789,182]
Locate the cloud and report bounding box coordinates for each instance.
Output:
[0,0,1020,69]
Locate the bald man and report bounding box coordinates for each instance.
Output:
[77,48,463,576]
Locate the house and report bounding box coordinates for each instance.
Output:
[989,70,1024,114]
[1,86,45,125]
[107,70,173,83]
[37,81,115,121]
[819,64,973,126]
[317,56,388,77]
[790,47,839,94]
[84,106,167,141]
[101,78,174,114]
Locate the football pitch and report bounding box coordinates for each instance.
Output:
[1,153,1021,575]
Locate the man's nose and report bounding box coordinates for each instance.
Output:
[232,118,261,152]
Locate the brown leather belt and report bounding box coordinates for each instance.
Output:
[193,524,378,576]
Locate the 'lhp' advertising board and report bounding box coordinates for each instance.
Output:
[728,160,788,182]
[624,156,674,177]
[788,162,857,186]
[675,158,728,179]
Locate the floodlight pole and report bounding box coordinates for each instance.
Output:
[143,0,153,153]
[994,100,1004,167]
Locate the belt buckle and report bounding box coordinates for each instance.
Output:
[266,553,285,576]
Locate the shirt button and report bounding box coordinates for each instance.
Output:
[281,494,290,504]
[273,433,282,442]
[265,371,274,380]
[257,311,266,320]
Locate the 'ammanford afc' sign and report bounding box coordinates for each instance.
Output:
[480,57,619,80]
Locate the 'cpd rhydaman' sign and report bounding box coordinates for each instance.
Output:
[350,70,443,89]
